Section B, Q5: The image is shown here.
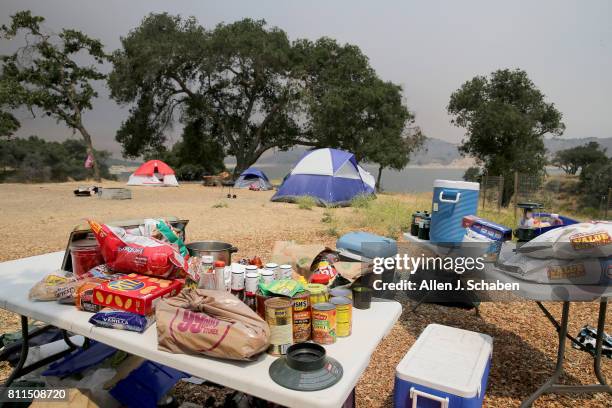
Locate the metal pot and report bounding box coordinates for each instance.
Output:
[186,241,238,265]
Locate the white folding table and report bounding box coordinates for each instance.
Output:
[0,251,402,408]
[403,233,612,407]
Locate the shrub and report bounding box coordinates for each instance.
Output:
[212,202,228,208]
[351,194,375,209]
[296,196,317,210]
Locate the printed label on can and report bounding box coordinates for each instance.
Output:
[312,307,336,345]
[334,303,352,337]
[291,292,311,342]
[265,299,293,355]
[245,273,259,294]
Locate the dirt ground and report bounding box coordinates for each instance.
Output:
[0,181,610,407]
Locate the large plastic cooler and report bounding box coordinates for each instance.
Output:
[394,324,493,408]
[430,180,479,244]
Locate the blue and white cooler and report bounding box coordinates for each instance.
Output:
[430,180,480,244]
[394,324,493,408]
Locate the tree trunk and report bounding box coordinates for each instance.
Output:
[376,165,384,193]
[77,125,101,182]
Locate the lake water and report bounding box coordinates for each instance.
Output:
[254,163,467,193]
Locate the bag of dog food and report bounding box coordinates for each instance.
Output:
[156,289,270,361]
[88,220,188,278]
[518,222,612,260]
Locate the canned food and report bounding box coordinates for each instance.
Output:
[256,292,271,319]
[329,288,352,300]
[291,291,311,343]
[306,283,328,305]
[279,264,293,279]
[330,297,352,337]
[312,303,336,344]
[265,297,293,355]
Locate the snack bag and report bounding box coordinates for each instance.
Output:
[156,289,270,361]
[258,279,304,297]
[76,281,104,312]
[89,308,155,333]
[29,271,78,301]
[518,222,612,260]
[88,220,188,278]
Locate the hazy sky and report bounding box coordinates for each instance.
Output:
[1,0,610,156]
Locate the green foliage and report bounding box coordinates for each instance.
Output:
[296,196,316,210]
[354,198,413,238]
[212,202,228,208]
[350,194,375,209]
[448,69,565,206]
[109,14,418,180]
[552,141,608,175]
[0,136,113,182]
[579,158,612,207]
[321,210,334,223]
[0,10,108,180]
[294,38,424,190]
[463,166,482,182]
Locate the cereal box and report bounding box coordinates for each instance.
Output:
[92,273,183,315]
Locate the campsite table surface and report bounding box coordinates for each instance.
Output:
[0,251,402,408]
[403,233,612,406]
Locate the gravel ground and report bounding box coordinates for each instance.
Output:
[0,181,609,407]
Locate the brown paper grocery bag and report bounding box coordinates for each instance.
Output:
[156,289,270,361]
[270,241,328,281]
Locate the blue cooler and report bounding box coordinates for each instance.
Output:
[394,324,492,408]
[430,180,480,244]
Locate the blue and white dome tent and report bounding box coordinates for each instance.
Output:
[271,148,376,206]
[234,167,273,190]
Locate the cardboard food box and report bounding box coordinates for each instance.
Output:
[61,217,189,273]
[93,274,183,315]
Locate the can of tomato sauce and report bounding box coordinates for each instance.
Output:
[291,291,311,343]
[311,302,336,345]
[330,296,352,337]
[265,297,293,355]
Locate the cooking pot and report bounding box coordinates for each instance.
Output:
[186,241,238,265]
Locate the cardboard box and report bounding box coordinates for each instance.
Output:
[93,274,183,315]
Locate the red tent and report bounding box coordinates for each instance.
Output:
[127,160,178,187]
[133,160,175,176]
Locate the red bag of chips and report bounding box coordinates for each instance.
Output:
[88,220,188,278]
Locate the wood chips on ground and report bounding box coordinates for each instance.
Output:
[0,182,609,407]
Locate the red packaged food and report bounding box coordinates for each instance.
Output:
[93,273,183,315]
[88,220,188,278]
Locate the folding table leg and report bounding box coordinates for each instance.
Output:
[3,316,30,388]
[2,316,80,388]
[520,301,570,408]
[593,300,608,386]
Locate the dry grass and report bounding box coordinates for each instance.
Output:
[0,181,609,407]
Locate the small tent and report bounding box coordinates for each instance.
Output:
[234,167,272,190]
[127,160,179,187]
[271,148,375,206]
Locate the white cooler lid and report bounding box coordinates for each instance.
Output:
[396,324,492,398]
[433,179,480,191]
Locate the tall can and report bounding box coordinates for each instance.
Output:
[311,303,336,345]
[330,297,352,337]
[306,283,328,306]
[260,269,274,284]
[265,297,293,355]
[291,291,311,343]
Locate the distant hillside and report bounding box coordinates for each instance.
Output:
[225,137,612,168]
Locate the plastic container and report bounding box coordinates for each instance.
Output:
[394,324,492,408]
[352,286,372,310]
[430,180,480,244]
[336,231,397,261]
[70,239,104,276]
